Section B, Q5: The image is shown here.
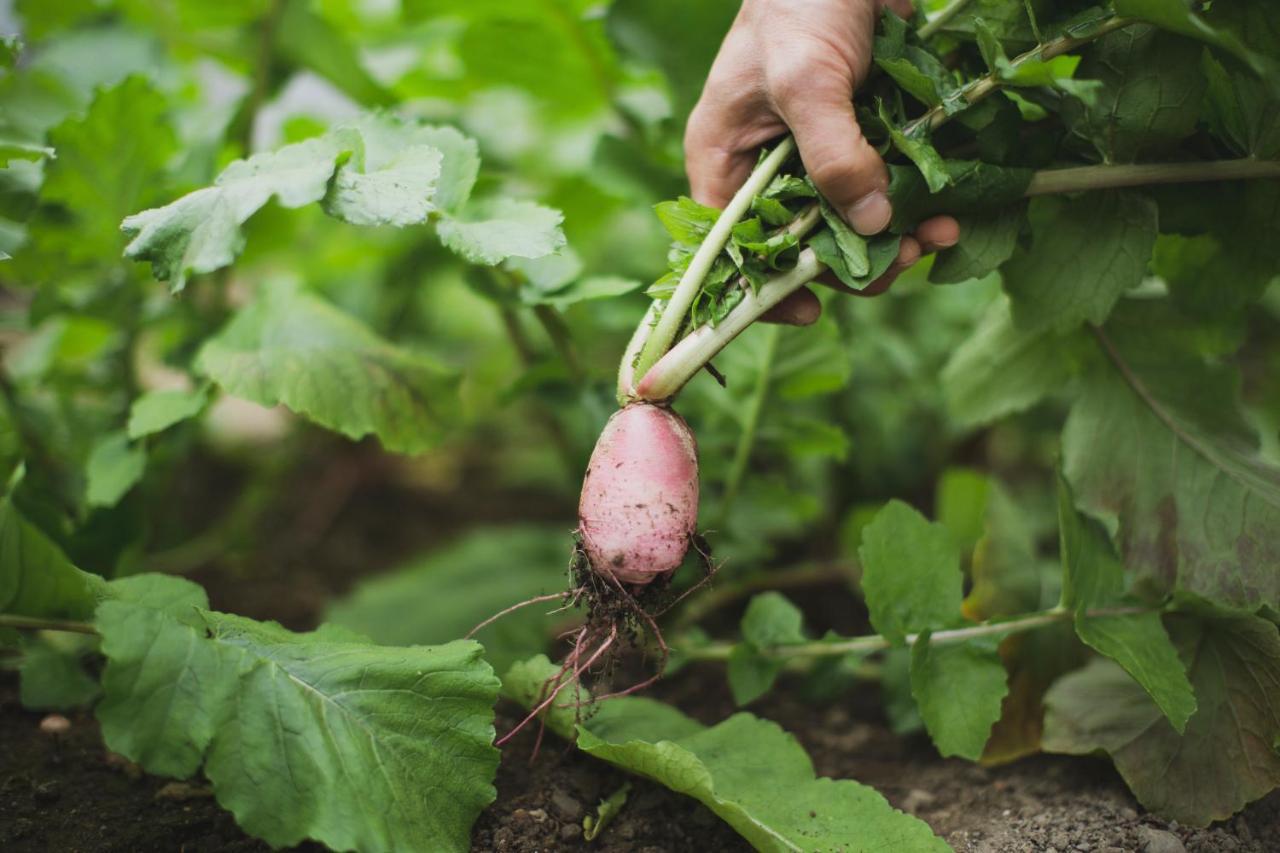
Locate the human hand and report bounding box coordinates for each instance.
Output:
[684,0,960,324]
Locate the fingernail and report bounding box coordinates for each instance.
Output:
[935,233,959,249]
[846,191,891,236]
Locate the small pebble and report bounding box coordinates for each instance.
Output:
[1138,826,1186,853]
[39,715,71,737]
[560,823,582,841]
[33,781,60,804]
[549,788,583,821]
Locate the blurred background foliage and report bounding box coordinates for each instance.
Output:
[0,0,1274,672]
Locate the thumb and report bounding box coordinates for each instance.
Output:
[779,90,891,235]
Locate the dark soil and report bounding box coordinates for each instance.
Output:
[2,445,1277,852]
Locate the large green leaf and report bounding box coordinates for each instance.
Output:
[941,296,1077,428]
[19,75,176,272]
[122,116,455,290]
[857,500,963,644]
[505,656,950,852]
[326,527,570,674]
[1043,614,1280,826]
[1057,476,1196,731]
[1114,0,1278,83]
[127,387,209,439]
[1061,25,1207,162]
[0,495,107,620]
[1002,191,1157,333]
[929,207,1023,285]
[196,283,456,454]
[910,635,1007,761]
[436,198,566,266]
[96,574,500,852]
[1063,302,1280,611]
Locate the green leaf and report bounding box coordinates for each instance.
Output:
[1002,191,1157,333]
[0,494,107,620]
[19,633,100,710]
[437,198,566,266]
[654,195,720,245]
[536,275,644,310]
[1202,53,1280,159]
[910,634,1008,760]
[874,12,954,107]
[727,592,807,705]
[1063,302,1280,611]
[888,160,1032,231]
[326,527,569,674]
[97,573,500,852]
[17,75,177,272]
[1043,614,1280,826]
[505,656,950,852]
[320,116,444,227]
[929,206,1023,284]
[1113,0,1277,83]
[1061,25,1207,162]
[85,431,145,508]
[935,468,992,554]
[879,104,950,193]
[122,117,452,290]
[814,199,869,279]
[1153,182,1280,318]
[858,500,963,644]
[127,387,209,439]
[1057,475,1196,732]
[196,283,457,454]
[941,295,1076,427]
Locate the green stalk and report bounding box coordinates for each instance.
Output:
[1026,159,1280,194]
[0,614,99,635]
[912,14,1135,133]
[635,157,1280,402]
[626,137,797,394]
[681,605,1146,662]
[917,0,978,41]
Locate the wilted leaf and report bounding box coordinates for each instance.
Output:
[1044,614,1280,826]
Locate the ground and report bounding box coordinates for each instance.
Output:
[2,447,1276,852]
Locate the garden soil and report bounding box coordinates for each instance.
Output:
[2,449,1276,852]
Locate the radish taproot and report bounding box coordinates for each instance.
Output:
[578,403,699,585]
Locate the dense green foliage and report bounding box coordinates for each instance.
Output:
[1,0,1279,850]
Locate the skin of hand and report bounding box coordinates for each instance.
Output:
[684,0,961,324]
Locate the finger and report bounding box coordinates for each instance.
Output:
[684,104,760,208]
[776,85,892,235]
[760,287,822,325]
[913,215,960,254]
[852,235,921,297]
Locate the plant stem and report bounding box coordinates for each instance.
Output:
[0,614,99,636]
[634,156,1279,401]
[532,305,585,384]
[908,14,1135,135]
[673,562,855,630]
[918,0,978,41]
[635,249,825,401]
[717,324,778,520]
[682,605,1146,662]
[628,137,797,389]
[1026,158,1280,195]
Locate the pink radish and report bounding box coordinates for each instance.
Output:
[578,403,699,585]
